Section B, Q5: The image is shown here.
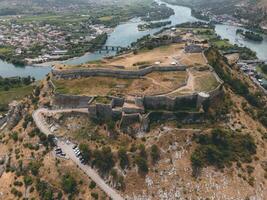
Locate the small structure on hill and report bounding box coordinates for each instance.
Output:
[185,44,203,53]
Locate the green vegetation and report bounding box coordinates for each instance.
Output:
[205,47,267,128]
[191,24,257,60]
[150,144,160,164]
[28,161,42,176]
[191,129,256,176]
[92,146,114,175]
[61,173,77,195]
[131,34,179,50]
[36,179,61,200]
[0,76,34,112]
[236,29,263,42]
[0,46,25,65]
[191,9,210,21]
[94,96,112,104]
[138,21,172,31]
[118,147,129,169]
[67,33,108,58]
[135,156,148,174]
[260,64,267,74]
[89,181,96,189]
[205,47,263,108]
[79,143,92,164]
[135,144,148,174]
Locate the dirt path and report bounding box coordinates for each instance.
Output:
[32,108,124,200]
[160,70,195,96]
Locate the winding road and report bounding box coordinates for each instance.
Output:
[32,108,124,200]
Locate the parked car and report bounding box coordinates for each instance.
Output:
[55,149,62,153]
[81,160,86,165]
[74,149,80,154]
[55,147,61,151]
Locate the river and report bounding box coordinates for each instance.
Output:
[0,0,266,79]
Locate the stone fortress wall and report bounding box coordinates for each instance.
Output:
[49,63,224,133]
[52,65,186,79]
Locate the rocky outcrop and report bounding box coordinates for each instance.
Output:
[6,101,25,129]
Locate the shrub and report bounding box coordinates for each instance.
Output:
[118,147,129,169]
[135,156,148,174]
[23,175,33,186]
[89,181,96,189]
[191,129,256,175]
[150,144,160,164]
[79,143,91,164]
[61,173,77,194]
[10,132,18,142]
[92,146,114,174]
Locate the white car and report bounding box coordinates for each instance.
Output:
[75,150,81,155]
[74,149,80,153]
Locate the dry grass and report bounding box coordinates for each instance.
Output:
[53,71,188,96]
[81,43,207,69]
[194,72,219,92]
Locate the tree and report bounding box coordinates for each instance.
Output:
[47,134,56,147]
[10,132,18,142]
[261,64,267,74]
[150,144,160,164]
[28,161,41,176]
[135,156,148,174]
[61,174,77,194]
[118,147,129,169]
[92,146,114,174]
[34,86,41,97]
[23,175,33,186]
[36,179,56,200]
[139,144,147,159]
[79,143,91,164]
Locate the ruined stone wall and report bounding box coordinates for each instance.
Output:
[141,111,205,131]
[0,116,7,128]
[52,65,186,79]
[207,71,224,98]
[144,94,198,111]
[52,93,93,109]
[95,104,113,121]
[120,113,141,131]
[111,97,124,108]
[48,80,56,92]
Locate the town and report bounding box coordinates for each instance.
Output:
[0,17,112,64]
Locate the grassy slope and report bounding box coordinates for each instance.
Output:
[0,85,33,110]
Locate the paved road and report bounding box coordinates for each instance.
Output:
[33,108,124,200]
